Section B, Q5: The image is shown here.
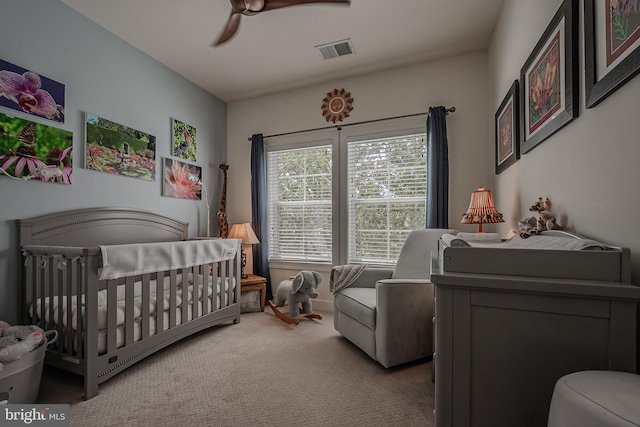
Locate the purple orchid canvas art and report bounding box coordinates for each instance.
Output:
[0,58,65,123]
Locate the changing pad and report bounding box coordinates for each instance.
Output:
[441,232,613,251]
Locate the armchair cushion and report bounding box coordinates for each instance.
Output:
[334,288,377,328]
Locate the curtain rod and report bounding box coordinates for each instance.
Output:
[247,106,455,141]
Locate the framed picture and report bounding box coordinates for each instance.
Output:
[495,80,519,174]
[84,113,156,181]
[172,118,196,162]
[585,0,640,108]
[0,58,65,123]
[520,0,578,154]
[162,157,202,200]
[0,112,72,183]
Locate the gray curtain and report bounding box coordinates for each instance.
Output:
[426,106,449,229]
[250,133,273,300]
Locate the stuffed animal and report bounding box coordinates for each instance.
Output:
[274,270,322,317]
[517,216,540,239]
[0,321,44,370]
[519,197,562,238]
[530,197,562,232]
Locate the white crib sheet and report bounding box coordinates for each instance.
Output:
[31,274,235,331]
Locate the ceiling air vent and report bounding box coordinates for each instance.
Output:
[315,38,355,60]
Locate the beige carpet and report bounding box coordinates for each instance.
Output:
[38,310,435,427]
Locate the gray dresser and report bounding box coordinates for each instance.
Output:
[432,233,640,427]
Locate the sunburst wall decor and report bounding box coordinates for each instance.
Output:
[321,88,353,123]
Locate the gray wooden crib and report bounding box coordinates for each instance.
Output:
[17,207,241,400]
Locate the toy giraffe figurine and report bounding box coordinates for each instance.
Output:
[218,163,229,238]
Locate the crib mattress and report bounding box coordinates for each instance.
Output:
[30,273,235,354]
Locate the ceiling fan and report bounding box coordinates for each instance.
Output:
[213,0,351,47]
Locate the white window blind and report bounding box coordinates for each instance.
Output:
[267,145,332,262]
[347,133,427,265]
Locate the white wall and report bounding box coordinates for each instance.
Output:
[0,0,227,323]
[489,0,640,283]
[227,51,492,310]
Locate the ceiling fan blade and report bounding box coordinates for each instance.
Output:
[230,0,248,11]
[212,12,242,47]
[262,0,351,12]
[212,0,350,47]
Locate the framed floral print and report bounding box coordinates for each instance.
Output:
[520,0,578,154]
[495,80,519,174]
[162,157,202,200]
[585,0,640,108]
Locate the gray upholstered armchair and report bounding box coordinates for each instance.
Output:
[332,229,456,368]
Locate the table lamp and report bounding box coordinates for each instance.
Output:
[461,187,504,233]
[228,223,260,278]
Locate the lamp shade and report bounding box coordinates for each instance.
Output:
[228,223,260,245]
[461,187,504,232]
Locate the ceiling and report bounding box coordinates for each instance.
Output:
[60,0,506,103]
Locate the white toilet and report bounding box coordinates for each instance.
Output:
[548,370,640,427]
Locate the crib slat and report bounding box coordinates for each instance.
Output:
[76,256,84,359]
[192,266,200,319]
[181,268,188,323]
[141,273,150,339]
[25,255,35,324]
[125,275,135,346]
[65,257,75,356]
[53,258,62,353]
[46,256,54,330]
[202,264,210,315]
[220,261,226,308]
[155,271,164,334]
[64,258,72,355]
[37,256,45,330]
[169,269,177,328]
[211,261,222,311]
[107,279,118,354]
[53,258,64,353]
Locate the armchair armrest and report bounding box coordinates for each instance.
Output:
[332,266,393,290]
[375,279,434,367]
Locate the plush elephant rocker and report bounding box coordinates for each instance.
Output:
[272,270,323,323]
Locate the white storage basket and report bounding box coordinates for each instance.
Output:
[0,330,57,404]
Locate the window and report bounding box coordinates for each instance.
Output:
[347,133,427,264]
[266,119,427,266]
[267,145,333,262]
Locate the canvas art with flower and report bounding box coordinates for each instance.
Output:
[84,113,156,181]
[0,112,72,183]
[163,158,202,200]
[0,58,65,123]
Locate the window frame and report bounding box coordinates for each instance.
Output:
[266,116,427,269]
[266,130,339,268]
[338,117,428,266]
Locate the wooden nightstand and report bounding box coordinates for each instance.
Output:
[240,274,266,312]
